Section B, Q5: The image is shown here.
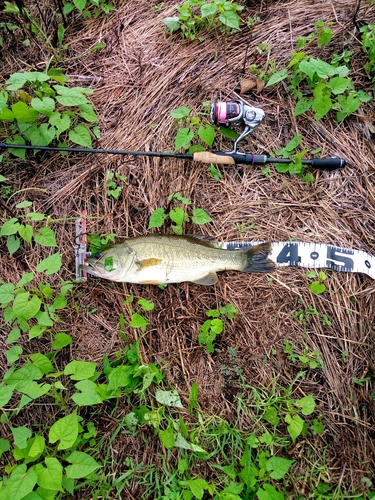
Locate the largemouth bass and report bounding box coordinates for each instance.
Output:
[80,234,275,285]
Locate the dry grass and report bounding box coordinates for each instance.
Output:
[1,0,375,496]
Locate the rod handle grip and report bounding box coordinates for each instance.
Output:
[310,158,346,170]
[193,151,235,164]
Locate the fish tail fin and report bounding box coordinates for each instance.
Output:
[242,243,275,273]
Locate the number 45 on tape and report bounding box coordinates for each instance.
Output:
[223,241,374,280]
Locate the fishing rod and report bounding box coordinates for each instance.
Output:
[0,99,346,170]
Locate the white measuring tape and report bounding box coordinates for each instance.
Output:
[222,241,375,279]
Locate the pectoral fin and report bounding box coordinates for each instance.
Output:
[192,272,218,285]
[137,258,162,270]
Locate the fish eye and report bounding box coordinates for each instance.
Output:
[94,252,102,259]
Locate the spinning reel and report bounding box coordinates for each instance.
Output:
[210,99,265,153]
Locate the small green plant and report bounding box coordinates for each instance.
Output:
[306,270,327,294]
[105,172,127,199]
[170,105,215,153]
[198,304,238,353]
[0,70,100,159]
[163,0,244,41]
[148,192,211,234]
[282,339,325,369]
[360,23,375,80]
[271,134,314,182]
[296,20,333,49]
[62,0,115,18]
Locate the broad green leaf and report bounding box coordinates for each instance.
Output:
[36,251,62,275]
[78,103,99,122]
[16,200,33,208]
[5,364,44,384]
[285,413,304,441]
[33,226,57,247]
[155,389,183,408]
[52,332,72,349]
[0,217,20,236]
[266,68,288,87]
[18,223,33,243]
[174,127,194,151]
[27,123,56,147]
[201,3,217,17]
[2,464,38,500]
[170,207,186,226]
[71,379,104,406]
[107,365,134,391]
[7,235,20,256]
[73,0,87,12]
[0,106,15,121]
[52,295,67,310]
[65,451,101,479]
[326,76,352,95]
[13,292,41,320]
[55,91,89,106]
[309,281,326,294]
[28,324,46,340]
[29,353,54,375]
[130,313,149,329]
[312,93,332,120]
[49,412,79,450]
[294,97,313,117]
[163,16,180,33]
[219,125,239,139]
[64,360,97,380]
[68,124,92,147]
[0,385,14,407]
[6,71,49,90]
[35,456,63,491]
[11,101,39,123]
[219,11,240,30]
[6,345,23,364]
[30,97,55,116]
[262,406,280,426]
[257,483,284,500]
[17,272,34,287]
[170,106,190,119]
[25,212,46,221]
[7,327,21,344]
[148,207,167,228]
[266,456,294,479]
[28,434,45,458]
[197,124,215,147]
[49,112,71,138]
[295,394,316,415]
[174,433,206,453]
[0,438,11,457]
[11,426,32,449]
[159,425,175,449]
[191,208,211,225]
[138,298,155,311]
[0,283,15,305]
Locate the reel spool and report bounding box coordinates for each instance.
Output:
[210,99,265,153]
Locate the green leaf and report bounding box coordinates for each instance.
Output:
[257,483,284,500]
[7,135,26,159]
[294,97,313,117]
[0,437,11,457]
[219,11,240,30]
[6,345,23,364]
[52,332,72,349]
[265,68,288,87]
[148,207,167,229]
[197,124,215,147]
[0,283,15,305]
[6,71,49,90]
[285,413,304,441]
[130,313,149,329]
[64,360,97,380]
[163,16,180,33]
[36,252,62,275]
[25,212,46,221]
[29,353,54,375]
[138,298,155,311]
[28,434,45,458]
[68,124,92,147]
[170,207,186,226]
[159,425,175,449]
[326,77,352,95]
[191,208,211,225]
[2,464,38,500]
[296,394,316,415]
[175,127,194,151]
[11,101,39,123]
[49,112,71,138]
[0,385,14,408]
[73,0,87,11]
[262,406,280,426]
[201,3,217,17]
[107,365,134,391]
[65,451,101,479]
[266,456,294,479]
[35,456,63,491]
[27,122,56,147]
[30,97,55,117]
[155,389,183,408]
[11,426,32,449]
[0,218,20,236]
[170,106,191,119]
[18,224,33,243]
[49,412,79,450]
[13,292,41,320]
[309,281,326,294]
[219,125,239,139]
[71,379,105,406]
[0,107,15,121]
[78,103,99,122]
[33,226,57,247]
[312,93,332,121]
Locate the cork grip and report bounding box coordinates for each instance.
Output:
[193,151,236,164]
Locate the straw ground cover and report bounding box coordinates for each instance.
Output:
[0,0,374,498]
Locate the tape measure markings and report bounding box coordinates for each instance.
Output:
[222,241,374,280]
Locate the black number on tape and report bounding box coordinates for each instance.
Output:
[277,244,301,265]
[326,247,354,270]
